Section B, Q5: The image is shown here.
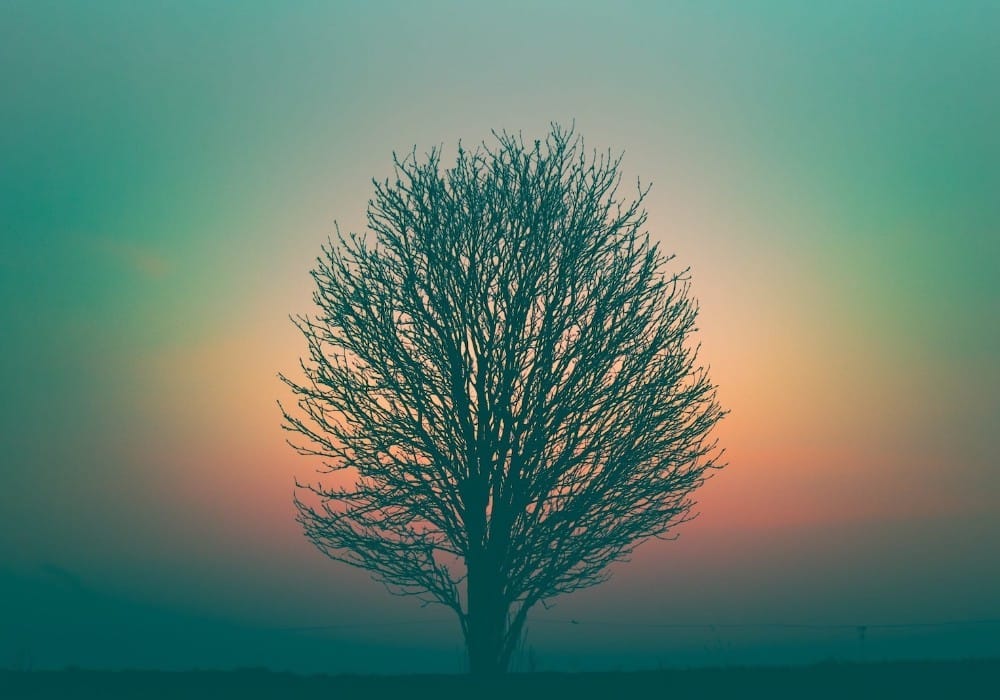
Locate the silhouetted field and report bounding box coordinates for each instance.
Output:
[2,659,997,699]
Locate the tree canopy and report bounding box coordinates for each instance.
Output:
[280,124,725,674]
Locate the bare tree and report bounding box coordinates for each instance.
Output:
[280,124,725,676]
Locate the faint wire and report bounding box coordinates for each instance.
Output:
[277,617,1000,632]
[528,618,1000,630]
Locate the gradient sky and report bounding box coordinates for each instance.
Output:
[2,1,998,673]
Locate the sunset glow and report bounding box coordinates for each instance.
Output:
[2,1,997,674]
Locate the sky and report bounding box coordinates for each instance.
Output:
[1,0,998,673]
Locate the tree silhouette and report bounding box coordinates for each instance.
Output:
[280,124,725,675]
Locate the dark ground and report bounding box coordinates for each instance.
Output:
[2,659,997,699]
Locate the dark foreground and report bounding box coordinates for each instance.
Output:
[2,659,997,699]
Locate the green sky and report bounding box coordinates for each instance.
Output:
[1,1,998,672]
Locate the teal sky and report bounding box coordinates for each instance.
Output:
[2,1,998,672]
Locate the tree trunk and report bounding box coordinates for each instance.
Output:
[465,554,509,676]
